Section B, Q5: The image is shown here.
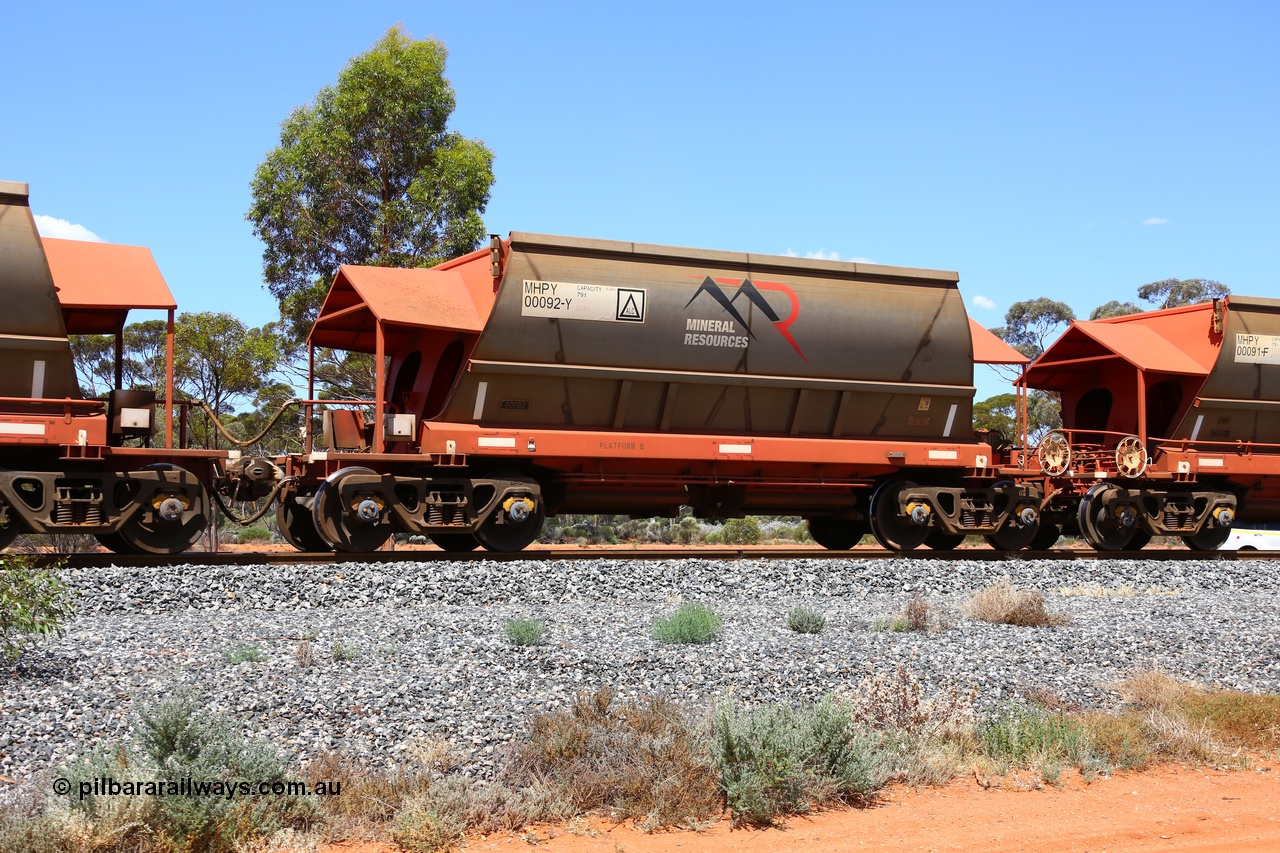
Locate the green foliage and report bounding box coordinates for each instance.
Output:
[235,526,273,544]
[1089,299,1143,319]
[992,297,1076,362]
[652,603,723,644]
[331,640,361,662]
[972,392,1017,437]
[786,606,826,634]
[504,617,547,647]
[247,25,495,338]
[719,517,762,545]
[979,705,1090,767]
[0,556,75,662]
[1138,278,1230,309]
[711,698,891,826]
[175,311,284,420]
[57,694,308,851]
[222,642,265,664]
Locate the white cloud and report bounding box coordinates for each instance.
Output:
[1143,217,1170,226]
[972,295,997,310]
[33,214,103,242]
[782,249,875,263]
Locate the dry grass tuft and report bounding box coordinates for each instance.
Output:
[1115,669,1190,711]
[509,686,721,831]
[962,578,1070,627]
[904,594,931,632]
[1115,670,1280,756]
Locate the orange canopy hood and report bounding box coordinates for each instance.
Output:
[968,318,1030,364]
[309,247,498,352]
[41,237,176,334]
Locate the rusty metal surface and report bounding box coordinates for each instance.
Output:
[438,232,974,439]
[0,181,79,400]
[969,318,1029,364]
[310,254,495,351]
[42,237,176,334]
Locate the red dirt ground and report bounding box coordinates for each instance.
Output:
[319,764,1279,853]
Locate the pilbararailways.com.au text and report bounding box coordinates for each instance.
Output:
[52,776,341,801]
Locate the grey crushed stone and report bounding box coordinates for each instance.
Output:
[2,556,1277,784]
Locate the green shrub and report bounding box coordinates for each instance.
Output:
[786,606,826,634]
[235,525,273,544]
[652,603,723,644]
[0,555,75,662]
[979,704,1090,768]
[720,517,762,545]
[57,694,309,852]
[331,640,361,661]
[712,698,891,826]
[505,617,547,647]
[223,641,265,664]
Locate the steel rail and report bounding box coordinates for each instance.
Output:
[35,547,1280,569]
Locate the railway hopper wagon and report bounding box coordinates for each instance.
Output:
[283,232,1039,552]
[1019,297,1280,551]
[0,181,273,553]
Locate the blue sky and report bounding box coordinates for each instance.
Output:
[6,1,1277,400]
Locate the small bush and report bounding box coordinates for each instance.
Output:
[0,555,75,661]
[505,617,547,647]
[55,694,308,852]
[786,606,826,634]
[235,525,273,544]
[511,686,720,831]
[223,641,265,664]
[979,704,1090,769]
[904,594,930,631]
[962,578,1070,627]
[331,640,361,661]
[720,517,762,545]
[652,603,723,644]
[295,640,317,668]
[712,697,891,826]
[844,664,975,739]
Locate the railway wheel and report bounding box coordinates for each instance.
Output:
[428,532,481,552]
[1183,524,1230,551]
[117,464,210,555]
[1030,522,1062,550]
[474,474,544,552]
[1076,484,1140,551]
[806,517,867,550]
[869,479,930,551]
[312,467,393,553]
[923,530,966,551]
[277,497,332,552]
[985,515,1040,551]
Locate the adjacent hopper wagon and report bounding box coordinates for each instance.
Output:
[1019,297,1280,550]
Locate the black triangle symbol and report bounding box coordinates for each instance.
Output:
[620,294,641,319]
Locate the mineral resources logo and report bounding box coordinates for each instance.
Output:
[683,276,806,361]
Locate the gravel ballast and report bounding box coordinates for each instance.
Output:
[2,555,1278,782]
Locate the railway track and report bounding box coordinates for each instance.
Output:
[38,546,1280,569]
